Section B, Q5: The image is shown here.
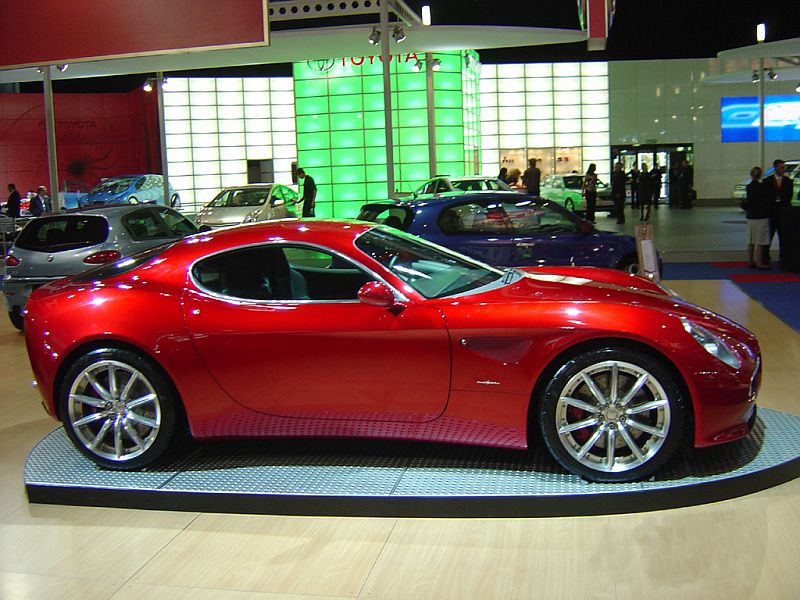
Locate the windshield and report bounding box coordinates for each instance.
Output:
[211,188,272,208]
[355,228,504,299]
[90,177,138,195]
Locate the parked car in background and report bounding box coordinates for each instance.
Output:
[731,159,800,205]
[195,184,299,228]
[540,173,614,214]
[80,175,180,208]
[411,175,513,198]
[61,180,90,209]
[3,204,200,330]
[357,193,649,274]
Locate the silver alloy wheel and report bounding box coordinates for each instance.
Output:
[555,360,671,473]
[67,359,161,462]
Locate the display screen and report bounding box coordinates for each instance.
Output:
[721,96,800,143]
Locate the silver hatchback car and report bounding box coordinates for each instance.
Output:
[195,184,299,228]
[3,204,201,330]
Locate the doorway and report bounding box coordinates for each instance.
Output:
[612,144,693,202]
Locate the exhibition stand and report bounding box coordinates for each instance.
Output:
[24,407,800,518]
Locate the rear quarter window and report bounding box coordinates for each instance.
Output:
[14,216,109,252]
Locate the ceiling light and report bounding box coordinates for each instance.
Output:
[421,4,431,26]
[756,22,766,43]
[142,80,153,92]
[431,58,441,71]
[368,27,380,45]
[767,68,778,80]
[412,60,423,72]
[392,25,405,43]
[57,64,69,72]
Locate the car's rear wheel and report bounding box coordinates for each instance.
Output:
[128,196,138,204]
[59,348,180,470]
[8,308,23,331]
[565,198,576,212]
[538,347,687,482]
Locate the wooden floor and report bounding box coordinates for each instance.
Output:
[0,280,798,600]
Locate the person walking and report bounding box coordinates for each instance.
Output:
[523,158,541,196]
[5,183,20,218]
[582,163,598,222]
[742,167,771,269]
[650,165,662,210]
[611,162,626,224]
[628,165,640,209]
[762,159,794,263]
[297,168,316,218]
[638,164,652,221]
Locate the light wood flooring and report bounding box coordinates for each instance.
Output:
[0,279,798,600]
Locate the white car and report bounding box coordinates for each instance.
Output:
[411,176,512,198]
[195,184,299,228]
[732,160,800,203]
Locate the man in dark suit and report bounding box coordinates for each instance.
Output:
[763,159,794,261]
[5,183,21,218]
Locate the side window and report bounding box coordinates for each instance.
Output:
[270,186,285,206]
[156,207,198,237]
[122,209,170,240]
[435,179,451,193]
[437,202,513,235]
[135,177,146,191]
[192,245,372,302]
[503,200,577,235]
[486,180,502,191]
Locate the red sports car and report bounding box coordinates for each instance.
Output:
[23,220,761,482]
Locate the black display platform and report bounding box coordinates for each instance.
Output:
[25,407,800,518]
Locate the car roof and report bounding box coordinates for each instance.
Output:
[50,204,176,218]
[363,191,537,209]
[220,183,279,190]
[449,176,501,181]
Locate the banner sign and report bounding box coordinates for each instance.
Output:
[0,0,269,70]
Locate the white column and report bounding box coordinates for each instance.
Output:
[42,66,60,209]
[380,0,395,197]
[156,72,171,207]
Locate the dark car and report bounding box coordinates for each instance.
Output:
[357,192,646,273]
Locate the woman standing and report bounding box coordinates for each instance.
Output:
[582,163,598,222]
[498,167,508,184]
[638,163,652,221]
[744,167,771,269]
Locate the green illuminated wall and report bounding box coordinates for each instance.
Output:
[293,50,481,218]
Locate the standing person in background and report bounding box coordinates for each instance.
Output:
[523,158,541,196]
[507,168,522,188]
[498,167,508,184]
[297,168,316,218]
[742,167,771,269]
[638,164,652,221]
[582,163,598,222]
[30,188,44,217]
[628,165,640,209]
[762,159,794,262]
[650,165,662,210]
[5,183,20,218]
[680,159,695,208]
[38,186,51,212]
[611,162,626,224]
[668,161,681,208]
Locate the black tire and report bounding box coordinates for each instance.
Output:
[8,308,23,331]
[538,347,687,483]
[128,196,138,204]
[58,347,181,470]
[617,254,640,275]
[565,198,576,212]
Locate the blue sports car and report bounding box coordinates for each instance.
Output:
[357,192,647,273]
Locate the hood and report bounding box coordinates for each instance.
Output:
[196,206,255,226]
[458,268,751,337]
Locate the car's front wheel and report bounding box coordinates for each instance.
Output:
[538,347,687,482]
[565,198,576,212]
[59,348,181,470]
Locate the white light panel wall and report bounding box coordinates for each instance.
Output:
[480,62,610,180]
[163,77,297,211]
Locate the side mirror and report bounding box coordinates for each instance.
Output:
[578,220,594,235]
[358,281,399,308]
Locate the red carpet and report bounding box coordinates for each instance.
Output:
[710,261,751,268]
[729,272,800,283]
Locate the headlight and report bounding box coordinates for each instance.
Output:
[681,318,741,369]
[243,209,262,223]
